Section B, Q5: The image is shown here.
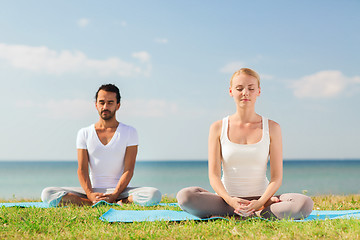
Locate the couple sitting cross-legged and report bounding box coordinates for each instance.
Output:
[42,71,313,220]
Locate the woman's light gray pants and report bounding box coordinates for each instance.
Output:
[177,186,313,220]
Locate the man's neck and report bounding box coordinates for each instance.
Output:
[95,118,119,129]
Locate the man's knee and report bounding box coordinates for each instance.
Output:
[147,187,162,203]
[41,187,67,207]
[41,187,55,202]
[132,187,162,206]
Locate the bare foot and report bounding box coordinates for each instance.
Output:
[263,196,280,208]
[60,193,92,206]
[116,195,134,205]
[270,196,280,203]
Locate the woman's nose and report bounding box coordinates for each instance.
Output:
[243,89,249,96]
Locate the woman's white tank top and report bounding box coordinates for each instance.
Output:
[220,116,270,197]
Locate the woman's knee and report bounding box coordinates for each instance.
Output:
[176,186,203,207]
[297,194,314,218]
[280,193,314,219]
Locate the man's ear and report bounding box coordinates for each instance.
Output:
[116,102,121,110]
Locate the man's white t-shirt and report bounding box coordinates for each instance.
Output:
[76,123,138,188]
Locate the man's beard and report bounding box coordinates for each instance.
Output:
[100,110,115,120]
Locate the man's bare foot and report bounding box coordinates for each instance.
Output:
[59,193,92,206]
[116,195,133,205]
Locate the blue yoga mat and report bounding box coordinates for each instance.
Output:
[0,202,49,208]
[296,210,360,221]
[100,208,226,222]
[100,209,360,223]
[0,201,178,208]
[91,200,179,208]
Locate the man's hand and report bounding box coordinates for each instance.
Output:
[102,193,119,203]
[87,192,107,203]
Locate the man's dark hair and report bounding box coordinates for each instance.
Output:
[95,84,121,103]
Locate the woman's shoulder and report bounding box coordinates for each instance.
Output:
[209,119,224,137]
[210,119,222,130]
[267,118,281,135]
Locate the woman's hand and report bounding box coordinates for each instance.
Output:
[228,197,251,209]
[234,200,263,217]
[235,197,281,216]
[227,197,253,217]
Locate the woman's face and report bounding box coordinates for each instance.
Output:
[229,73,261,106]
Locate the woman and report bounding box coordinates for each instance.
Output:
[177,68,313,219]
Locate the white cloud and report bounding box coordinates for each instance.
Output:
[220,61,244,74]
[114,20,127,27]
[77,18,90,27]
[292,70,360,98]
[0,43,151,77]
[16,99,94,119]
[121,99,178,117]
[260,74,274,80]
[120,21,127,27]
[352,76,360,83]
[154,38,168,44]
[132,51,151,63]
[16,98,179,120]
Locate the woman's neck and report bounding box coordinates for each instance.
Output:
[233,108,258,123]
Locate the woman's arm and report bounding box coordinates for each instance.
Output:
[208,120,251,210]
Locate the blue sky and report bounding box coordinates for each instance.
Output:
[1,1,359,161]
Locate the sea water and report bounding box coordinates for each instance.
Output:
[0,160,360,200]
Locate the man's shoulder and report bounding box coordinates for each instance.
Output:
[77,124,94,135]
[118,122,136,132]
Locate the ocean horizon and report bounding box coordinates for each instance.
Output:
[1,159,360,200]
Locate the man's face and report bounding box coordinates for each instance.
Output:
[95,90,120,121]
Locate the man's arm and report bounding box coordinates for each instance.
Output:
[104,145,137,202]
[77,149,107,203]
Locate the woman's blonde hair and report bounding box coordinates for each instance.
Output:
[230,68,260,87]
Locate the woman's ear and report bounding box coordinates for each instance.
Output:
[229,87,233,97]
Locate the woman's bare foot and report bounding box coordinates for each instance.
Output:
[254,196,281,217]
[264,196,280,208]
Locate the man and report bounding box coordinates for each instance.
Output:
[41,84,161,206]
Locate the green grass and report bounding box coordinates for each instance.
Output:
[1,195,360,239]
